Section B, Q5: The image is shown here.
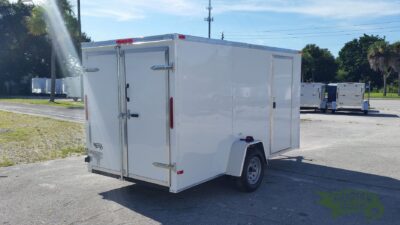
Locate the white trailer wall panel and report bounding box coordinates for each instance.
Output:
[175,41,300,190]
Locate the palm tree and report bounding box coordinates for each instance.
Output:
[25,0,80,102]
[367,41,392,96]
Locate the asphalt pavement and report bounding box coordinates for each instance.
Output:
[0,99,399,225]
[0,101,84,123]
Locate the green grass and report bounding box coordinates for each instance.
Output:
[0,111,85,167]
[0,156,15,167]
[0,98,84,109]
[364,92,400,99]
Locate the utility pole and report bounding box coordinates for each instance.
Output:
[77,0,81,44]
[204,0,213,38]
[77,0,84,100]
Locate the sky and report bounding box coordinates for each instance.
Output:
[22,0,400,56]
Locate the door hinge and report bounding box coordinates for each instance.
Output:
[151,63,174,71]
[84,67,99,73]
[153,162,176,171]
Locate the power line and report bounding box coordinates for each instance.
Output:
[227,25,400,37]
[229,29,400,40]
[223,20,400,34]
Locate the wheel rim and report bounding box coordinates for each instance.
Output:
[247,156,262,185]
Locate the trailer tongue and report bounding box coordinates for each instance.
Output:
[83,34,301,193]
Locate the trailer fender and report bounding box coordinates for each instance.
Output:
[226,139,265,177]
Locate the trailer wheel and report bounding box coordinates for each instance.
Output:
[236,150,264,192]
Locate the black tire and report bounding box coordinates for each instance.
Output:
[236,150,265,192]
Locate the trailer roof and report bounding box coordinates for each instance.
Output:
[82,34,300,55]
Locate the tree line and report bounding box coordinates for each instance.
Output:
[302,34,400,96]
[0,0,89,97]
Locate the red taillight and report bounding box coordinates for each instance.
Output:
[177,170,184,175]
[178,34,186,40]
[169,97,174,129]
[84,95,88,121]
[116,38,134,45]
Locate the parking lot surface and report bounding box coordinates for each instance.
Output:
[0,100,399,225]
[0,101,84,123]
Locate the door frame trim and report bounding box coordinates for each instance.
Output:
[120,46,172,186]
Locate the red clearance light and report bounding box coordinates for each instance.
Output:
[178,34,186,40]
[177,170,184,175]
[116,38,134,45]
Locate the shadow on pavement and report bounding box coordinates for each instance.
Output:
[301,110,399,118]
[99,157,400,225]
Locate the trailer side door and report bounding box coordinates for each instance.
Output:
[271,56,293,154]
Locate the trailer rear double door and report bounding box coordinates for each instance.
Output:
[85,46,170,186]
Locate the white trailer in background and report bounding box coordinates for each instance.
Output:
[31,78,47,94]
[300,83,327,112]
[45,78,64,95]
[327,83,369,114]
[82,34,301,193]
[63,76,81,101]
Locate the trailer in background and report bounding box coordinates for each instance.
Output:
[300,83,327,112]
[45,78,64,95]
[31,78,47,94]
[327,83,369,114]
[63,76,81,101]
[82,34,301,193]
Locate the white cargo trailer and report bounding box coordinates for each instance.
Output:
[31,77,47,94]
[45,78,64,95]
[300,83,327,112]
[82,34,301,193]
[327,83,369,114]
[63,76,81,100]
